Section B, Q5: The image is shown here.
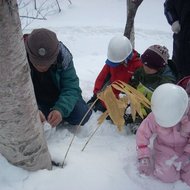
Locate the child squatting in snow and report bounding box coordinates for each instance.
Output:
[136,83,190,186]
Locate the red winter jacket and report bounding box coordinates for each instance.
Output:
[93,50,143,97]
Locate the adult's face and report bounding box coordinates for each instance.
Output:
[32,62,52,72]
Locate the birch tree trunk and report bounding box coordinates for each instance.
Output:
[0,0,52,171]
[124,0,143,48]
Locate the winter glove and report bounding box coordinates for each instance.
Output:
[180,115,190,137]
[171,21,181,34]
[175,153,190,171]
[87,94,106,112]
[87,94,97,106]
[138,157,152,176]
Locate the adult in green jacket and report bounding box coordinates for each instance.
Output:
[25,28,92,127]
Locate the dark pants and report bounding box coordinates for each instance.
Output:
[39,98,92,126]
[172,24,190,79]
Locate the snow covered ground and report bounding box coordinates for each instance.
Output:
[1,0,189,190]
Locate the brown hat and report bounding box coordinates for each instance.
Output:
[141,45,169,70]
[26,28,59,66]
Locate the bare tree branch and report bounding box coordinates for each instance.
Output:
[68,0,72,4]
[20,15,47,20]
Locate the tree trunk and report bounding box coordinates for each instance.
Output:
[0,0,52,171]
[124,0,143,48]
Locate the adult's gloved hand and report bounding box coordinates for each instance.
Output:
[138,157,152,176]
[171,21,181,34]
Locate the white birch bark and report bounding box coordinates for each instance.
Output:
[0,0,52,171]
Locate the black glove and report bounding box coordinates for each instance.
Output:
[87,94,106,112]
[87,94,97,105]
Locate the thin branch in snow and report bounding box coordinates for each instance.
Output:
[61,100,98,167]
[81,124,101,152]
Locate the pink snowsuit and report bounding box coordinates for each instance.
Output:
[136,112,190,185]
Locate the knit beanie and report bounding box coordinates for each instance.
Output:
[141,45,169,70]
[26,28,59,66]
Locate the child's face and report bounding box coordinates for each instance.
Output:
[143,65,158,74]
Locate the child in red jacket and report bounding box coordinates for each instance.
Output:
[88,35,143,112]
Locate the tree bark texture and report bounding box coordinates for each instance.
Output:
[124,0,143,48]
[0,0,52,171]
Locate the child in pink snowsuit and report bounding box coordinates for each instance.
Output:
[136,83,190,186]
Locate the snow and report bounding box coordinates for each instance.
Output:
[1,0,190,189]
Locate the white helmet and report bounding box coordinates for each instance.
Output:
[107,35,132,63]
[151,83,188,128]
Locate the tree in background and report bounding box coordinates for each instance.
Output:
[0,0,52,171]
[124,0,143,48]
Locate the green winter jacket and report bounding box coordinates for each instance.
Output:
[130,65,176,116]
[130,65,176,100]
[30,42,82,118]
